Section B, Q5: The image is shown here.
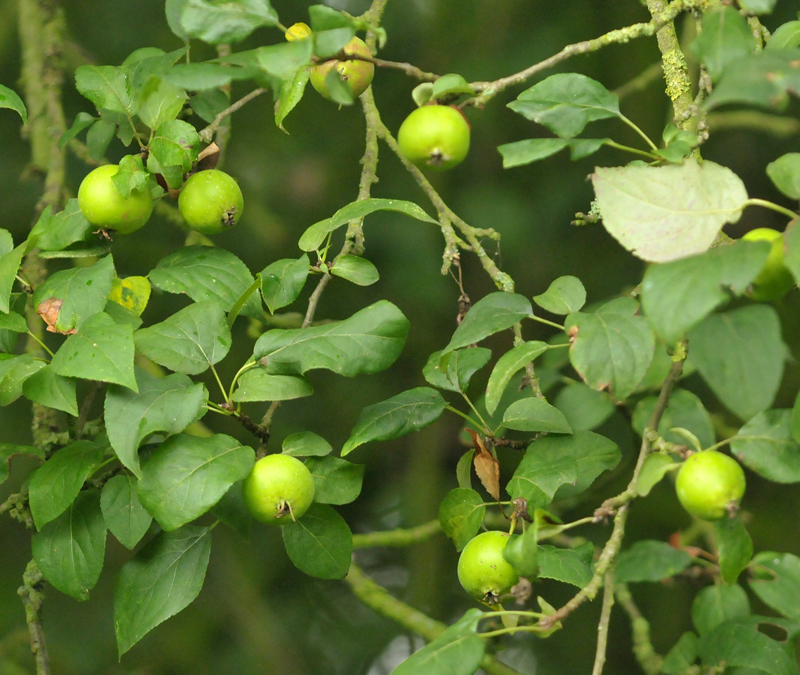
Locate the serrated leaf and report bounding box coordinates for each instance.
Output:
[298,199,436,252]
[484,341,548,416]
[30,200,94,252]
[101,475,152,549]
[254,300,409,377]
[537,542,594,587]
[22,366,78,416]
[508,73,620,138]
[692,584,750,635]
[0,444,44,485]
[691,8,757,82]
[138,433,254,531]
[641,239,770,344]
[136,75,187,130]
[179,0,278,44]
[32,254,115,333]
[32,491,106,601]
[282,431,331,457]
[281,503,352,579]
[592,159,748,263]
[731,410,800,482]
[134,301,231,376]
[698,621,795,675]
[0,356,45,405]
[28,441,105,530]
[566,301,655,402]
[330,255,380,286]
[105,368,208,477]
[750,552,800,621]
[231,367,313,403]
[423,347,492,394]
[109,276,151,316]
[51,312,137,390]
[502,397,572,434]
[75,65,135,115]
[438,488,486,551]
[114,525,211,656]
[615,540,692,584]
[259,255,309,313]
[304,456,363,505]
[150,246,261,319]
[688,306,784,420]
[164,62,258,90]
[507,431,620,509]
[715,516,753,584]
[533,276,586,315]
[444,293,533,353]
[343,387,446,456]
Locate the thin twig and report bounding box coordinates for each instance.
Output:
[591,568,616,675]
[352,520,441,548]
[198,88,267,144]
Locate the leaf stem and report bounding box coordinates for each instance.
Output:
[25,331,53,358]
[228,360,258,402]
[618,114,659,152]
[352,519,442,548]
[528,314,566,331]
[445,404,488,434]
[743,198,798,221]
[602,140,661,161]
[208,364,229,404]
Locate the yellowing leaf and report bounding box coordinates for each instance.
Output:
[109,276,151,316]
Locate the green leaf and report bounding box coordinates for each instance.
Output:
[32,254,115,333]
[504,524,539,579]
[537,542,594,587]
[252,39,313,80]
[114,525,211,656]
[28,440,105,530]
[138,433,254,531]
[0,83,27,124]
[423,347,492,394]
[636,453,679,497]
[30,200,94,252]
[507,431,620,509]
[553,383,615,432]
[715,516,753,584]
[164,62,258,90]
[392,609,485,675]
[767,21,800,50]
[150,246,262,319]
[59,112,96,149]
[136,75,187,130]
[498,138,569,168]
[632,388,715,450]
[786,219,800,284]
[793,389,800,443]
[767,153,800,199]
[148,120,199,188]
[86,118,116,159]
[304,456,364,505]
[330,255,380,286]
[662,632,699,675]
[231,367,313,403]
[750,552,800,621]
[22,366,79,417]
[254,300,409,377]
[179,0,278,44]
[705,48,800,111]
[484,341,548,416]
[688,305,784,420]
[502,397,572,434]
[342,387,446,456]
[282,431,332,457]
[698,621,795,675]
[438,488,486,551]
[51,312,137,390]
[738,0,777,13]
[135,300,232,376]
[109,276,151,317]
[105,368,209,477]
[75,65,135,115]
[0,444,44,485]
[732,410,800,482]
[32,490,106,601]
[592,159,748,263]
[533,276,586,315]
[641,239,770,345]
[507,73,620,138]
[259,255,309,313]
[0,356,44,405]
[275,66,309,132]
[298,198,436,252]
[615,540,692,584]
[0,242,27,313]
[281,503,352,579]
[430,73,475,100]
[444,293,533,354]
[691,8,757,82]
[101,475,152,549]
[566,300,655,402]
[212,481,253,539]
[692,584,750,635]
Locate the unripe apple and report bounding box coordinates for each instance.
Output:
[310,37,374,101]
[398,104,471,171]
[675,450,746,521]
[457,530,519,602]
[178,169,243,235]
[77,164,153,234]
[242,454,315,525]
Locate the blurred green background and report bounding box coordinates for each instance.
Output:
[2,1,800,673]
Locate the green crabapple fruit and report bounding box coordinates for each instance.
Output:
[741,228,795,301]
[675,450,746,521]
[77,164,153,234]
[242,454,315,525]
[398,104,471,171]
[457,530,519,603]
[178,169,244,235]
[310,37,374,102]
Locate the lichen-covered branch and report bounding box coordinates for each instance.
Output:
[17,561,50,675]
[591,569,616,675]
[615,583,664,675]
[352,519,441,548]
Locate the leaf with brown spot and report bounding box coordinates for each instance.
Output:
[468,429,500,501]
[37,299,76,335]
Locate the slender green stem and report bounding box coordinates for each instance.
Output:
[228,360,258,402]
[207,402,234,415]
[208,364,229,404]
[25,332,53,358]
[479,610,545,621]
[445,404,488,433]
[352,519,442,548]
[479,625,548,638]
[743,198,798,221]
[460,392,491,433]
[702,437,734,453]
[603,140,661,161]
[89,456,115,477]
[529,314,566,331]
[618,114,659,152]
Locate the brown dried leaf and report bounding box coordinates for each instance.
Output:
[37,299,76,335]
[468,428,500,501]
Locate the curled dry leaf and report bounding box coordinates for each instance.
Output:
[468,428,500,501]
[37,298,76,334]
